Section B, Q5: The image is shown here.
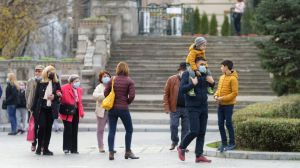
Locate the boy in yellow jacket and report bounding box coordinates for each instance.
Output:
[186,37,214,96]
[214,60,239,152]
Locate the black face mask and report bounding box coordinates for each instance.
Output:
[48,73,55,80]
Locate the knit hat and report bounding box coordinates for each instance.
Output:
[194,37,207,47]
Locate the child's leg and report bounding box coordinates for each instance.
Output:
[206,69,214,94]
[186,64,196,96]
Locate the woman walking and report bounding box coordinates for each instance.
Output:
[31,65,61,155]
[60,74,84,154]
[93,71,111,153]
[5,73,19,135]
[104,62,139,160]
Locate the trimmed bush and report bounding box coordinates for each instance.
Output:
[221,15,230,36]
[200,12,209,35]
[193,8,201,34]
[209,14,218,36]
[233,94,300,152]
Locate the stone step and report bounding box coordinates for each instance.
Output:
[113,46,258,50]
[111,49,260,54]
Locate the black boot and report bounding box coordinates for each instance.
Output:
[43,149,53,156]
[124,150,139,159]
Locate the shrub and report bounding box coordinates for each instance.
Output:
[233,94,300,152]
[209,14,218,36]
[200,12,209,34]
[221,15,230,36]
[14,56,33,60]
[193,7,201,34]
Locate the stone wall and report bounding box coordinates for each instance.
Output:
[90,0,138,43]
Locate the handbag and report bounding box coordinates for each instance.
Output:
[59,104,76,115]
[102,77,115,110]
[2,100,7,110]
[27,114,35,142]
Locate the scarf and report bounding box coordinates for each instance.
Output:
[43,81,53,107]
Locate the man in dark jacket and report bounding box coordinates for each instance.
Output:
[177,57,215,163]
[0,83,2,98]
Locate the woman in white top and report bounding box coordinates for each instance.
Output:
[233,0,246,35]
[93,71,112,153]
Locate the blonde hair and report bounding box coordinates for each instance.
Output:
[116,62,129,76]
[41,65,59,83]
[7,73,20,90]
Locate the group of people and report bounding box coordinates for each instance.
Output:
[164,36,239,163]
[1,62,139,160]
[1,36,238,163]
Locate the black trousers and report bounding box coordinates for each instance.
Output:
[63,110,79,152]
[37,107,54,150]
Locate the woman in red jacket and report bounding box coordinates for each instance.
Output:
[60,74,84,154]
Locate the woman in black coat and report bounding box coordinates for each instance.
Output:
[31,65,61,156]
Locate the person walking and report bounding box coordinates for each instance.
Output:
[163,63,189,150]
[16,81,27,134]
[177,57,215,163]
[31,65,61,155]
[60,74,85,154]
[104,62,139,160]
[25,65,44,152]
[93,71,111,153]
[5,73,19,135]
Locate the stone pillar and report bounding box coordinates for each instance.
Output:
[90,0,138,43]
[76,20,111,70]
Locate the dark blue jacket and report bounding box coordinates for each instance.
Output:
[5,83,18,105]
[180,71,212,107]
[0,84,2,99]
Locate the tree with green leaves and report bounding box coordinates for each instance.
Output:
[241,7,255,35]
[221,15,230,36]
[255,0,300,95]
[200,12,209,34]
[193,7,201,34]
[182,9,194,35]
[209,14,218,35]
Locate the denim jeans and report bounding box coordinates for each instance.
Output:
[170,107,189,145]
[108,109,133,152]
[7,105,17,133]
[180,106,208,157]
[218,105,235,146]
[233,12,242,34]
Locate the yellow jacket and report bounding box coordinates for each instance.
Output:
[186,44,206,71]
[215,71,239,105]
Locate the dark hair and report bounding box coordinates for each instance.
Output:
[237,0,244,2]
[195,57,207,63]
[221,60,234,70]
[98,71,112,83]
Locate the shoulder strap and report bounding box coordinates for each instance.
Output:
[111,77,115,91]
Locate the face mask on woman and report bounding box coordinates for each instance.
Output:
[102,76,111,84]
[73,82,80,89]
[199,65,207,74]
[48,73,55,80]
[6,78,10,83]
[20,85,25,90]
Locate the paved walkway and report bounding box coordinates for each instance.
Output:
[0,132,299,168]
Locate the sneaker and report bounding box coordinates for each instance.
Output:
[195,155,212,163]
[8,132,17,135]
[207,87,214,95]
[217,145,227,153]
[225,144,236,151]
[177,147,185,161]
[187,89,196,96]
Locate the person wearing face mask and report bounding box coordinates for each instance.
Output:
[16,81,27,134]
[93,71,112,153]
[163,63,190,151]
[25,65,44,151]
[60,74,85,154]
[177,57,215,163]
[31,65,61,155]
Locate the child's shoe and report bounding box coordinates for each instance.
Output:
[187,89,196,96]
[207,87,214,95]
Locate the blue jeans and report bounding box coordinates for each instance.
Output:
[108,109,133,152]
[180,106,208,156]
[7,105,17,133]
[218,105,235,146]
[170,107,189,145]
[233,12,242,34]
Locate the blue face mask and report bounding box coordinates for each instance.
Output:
[199,65,207,74]
[73,82,80,89]
[102,77,111,84]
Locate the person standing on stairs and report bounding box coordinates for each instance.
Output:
[163,62,190,151]
[232,0,246,36]
[93,71,112,153]
[177,57,215,163]
[104,62,139,160]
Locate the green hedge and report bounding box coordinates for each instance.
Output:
[233,94,300,152]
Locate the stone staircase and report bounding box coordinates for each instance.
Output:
[81,36,274,115]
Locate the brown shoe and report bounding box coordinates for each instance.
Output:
[109,152,114,160]
[169,144,177,150]
[124,150,139,159]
